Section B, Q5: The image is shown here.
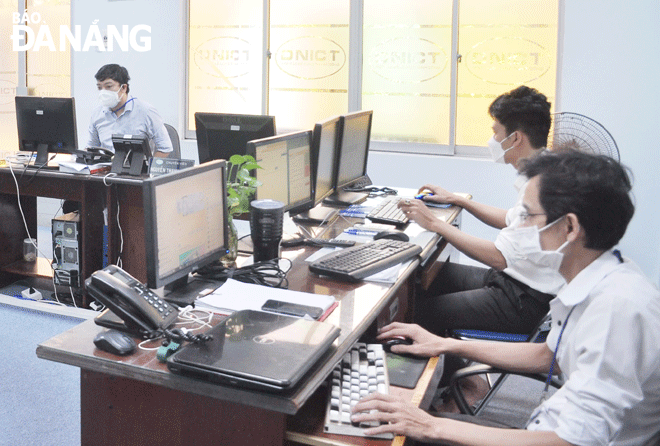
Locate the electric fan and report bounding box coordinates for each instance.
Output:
[549,112,620,161]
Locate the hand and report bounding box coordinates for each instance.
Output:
[418,184,456,205]
[377,322,447,357]
[398,198,442,232]
[351,393,441,441]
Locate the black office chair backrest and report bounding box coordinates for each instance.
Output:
[164,123,181,159]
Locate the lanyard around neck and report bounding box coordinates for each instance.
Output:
[540,305,576,402]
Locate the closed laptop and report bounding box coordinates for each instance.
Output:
[167,310,340,392]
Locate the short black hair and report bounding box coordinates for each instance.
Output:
[95,64,130,94]
[489,86,551,149]
[520,150,634,250]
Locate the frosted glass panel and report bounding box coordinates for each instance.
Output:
[26,0,71,98]
[188,0,264,132]
[1,1,19,152]
[269,1,349,133]
[363,0,452,144]
[456,0,558,146]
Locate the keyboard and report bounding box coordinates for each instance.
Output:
[324,343,393,439]
[367,197,409,226]
[309,239,422,282]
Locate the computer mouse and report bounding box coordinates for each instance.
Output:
[93,329,137,356]
[373,230,409,242]
[383,337,413,353]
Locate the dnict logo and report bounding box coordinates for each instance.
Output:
[369,37,448,83]
[466,37,552,85]
[0,80,17,105]
[193,37,251,79]
[275,36,346,80]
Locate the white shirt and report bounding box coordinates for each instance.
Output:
[527,250,660,445]
[87,95,173,154]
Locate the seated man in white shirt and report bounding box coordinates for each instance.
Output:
[87,64,172,158]
[353,150,660,446]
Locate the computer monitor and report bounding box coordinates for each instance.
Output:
[291,116,341,224]
[15,96,78,166]
[246,130,315,215]
[195,112,276,165]
[143,160,229,291]
[323,110,373,206]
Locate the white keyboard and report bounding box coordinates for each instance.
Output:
[323,343,393,439]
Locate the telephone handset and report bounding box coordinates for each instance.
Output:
[86,265,179,338]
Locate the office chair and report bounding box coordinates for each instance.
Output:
[164,123,181,159]
[448,313,555,416]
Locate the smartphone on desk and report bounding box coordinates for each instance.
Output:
[261,299,324,320]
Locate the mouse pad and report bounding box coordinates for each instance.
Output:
[386,352,428,389]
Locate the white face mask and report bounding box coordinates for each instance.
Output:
[495,217,569,293]
[98,87,124,108]
[488,133,515,164]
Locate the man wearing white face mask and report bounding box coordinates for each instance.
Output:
[87,64,172,157]
[399,86,554,338]
[353,151,660,446]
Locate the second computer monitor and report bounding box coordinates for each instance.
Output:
[15,96,78,166]
[335,110,373,190]
[246,130,315,215]
[195,112,276,165]
[311,115,341,205]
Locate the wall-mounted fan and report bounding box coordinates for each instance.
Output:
[549,112,620,161]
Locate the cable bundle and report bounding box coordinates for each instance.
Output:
[196,258,291,288]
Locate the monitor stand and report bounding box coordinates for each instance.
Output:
[111,147,147,175]
[34,143,50,166]
[291,205,338,225]
[322,189,368,207]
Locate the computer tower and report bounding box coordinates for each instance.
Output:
[52,211,81,287]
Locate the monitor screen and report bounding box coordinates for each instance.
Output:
[143,160,229,290]
[195,112,276,165]
[311,115,341,204]
[247,130,314,215]
[335,110,373,189]
[15,96,78,166]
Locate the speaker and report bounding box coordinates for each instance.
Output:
[52,211,81,287]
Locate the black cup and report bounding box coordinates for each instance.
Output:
[250,199,285,262]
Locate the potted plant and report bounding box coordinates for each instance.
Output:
[222,154,261,263]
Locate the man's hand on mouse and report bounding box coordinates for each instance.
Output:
[377,322,449,357]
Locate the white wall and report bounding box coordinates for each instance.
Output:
[68,0,660,285]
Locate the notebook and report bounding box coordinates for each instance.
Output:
[167,310,340,392]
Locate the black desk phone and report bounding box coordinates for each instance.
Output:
[86,265,179,338]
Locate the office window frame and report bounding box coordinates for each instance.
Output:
[185,0,561,158]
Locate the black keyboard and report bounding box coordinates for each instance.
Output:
[367,197,409,226]
[309,239,422,282]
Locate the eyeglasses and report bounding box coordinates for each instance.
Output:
[518,211,546,223]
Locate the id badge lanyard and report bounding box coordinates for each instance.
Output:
[540,305,576,403]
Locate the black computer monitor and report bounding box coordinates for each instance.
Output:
[195,112,276,165]
[246,130,315,215]
[143,160,229,291]
[323,110,373,206]
[15,96,78,166]
[291,116,341,224]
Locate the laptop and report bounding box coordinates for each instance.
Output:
[167,310,340,393]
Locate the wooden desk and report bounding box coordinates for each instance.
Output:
[36,200,464,446]
[0,167,149,306]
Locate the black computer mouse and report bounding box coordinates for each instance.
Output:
[93,329,137,356]
[373,230,409,242]
[383,337,413,353]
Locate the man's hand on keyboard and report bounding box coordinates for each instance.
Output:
[376,322,447,357]
[398,198,442,232]
[351,392,439,440]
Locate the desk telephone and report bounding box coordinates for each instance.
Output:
[86,265,179,338]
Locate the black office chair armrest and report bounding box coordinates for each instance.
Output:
[448,364,562,416]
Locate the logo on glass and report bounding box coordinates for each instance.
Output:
[275,36,346,80]
[193,36,252,79]
[369,37,448,84]
[466,37,552,85]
